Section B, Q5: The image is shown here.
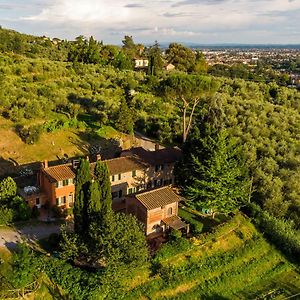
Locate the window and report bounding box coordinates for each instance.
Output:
[56,196,66,206]
[112,191,118,199]
[167,207,173,216]
[55,181,63,188]
[36,198,40,205]
[118,190,123,198]
[132,170,136,177]
[69,178,74,185]
[128,187,137,195]
[68,193,73,203]
[118,174,121,180]
[111,175,115,182]
[63,179,68,186]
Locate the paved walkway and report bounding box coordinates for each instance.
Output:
[0,224,60,250]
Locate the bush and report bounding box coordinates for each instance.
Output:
[0,206,13,225]
[170,229,182,241]
[245,203,300,262]
[17,124,43,144]
[179,209,204,235]
[154,237,192,263]
[65,207,73,217]
[11,196,31,221]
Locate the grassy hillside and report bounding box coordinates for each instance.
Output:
[0,115,141,176]
[124,214,300,299]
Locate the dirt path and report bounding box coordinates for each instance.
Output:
[0,224,60,250]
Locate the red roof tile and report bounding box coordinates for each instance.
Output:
[134,186,182,210]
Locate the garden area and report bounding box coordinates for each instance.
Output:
[179,206,229,235]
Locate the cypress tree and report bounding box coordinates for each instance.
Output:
[94,161,112,220]
[74,158,91,235]
[86,180,102,234]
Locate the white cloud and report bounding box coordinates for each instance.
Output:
[2,0,300,43]
[24,0,131,23]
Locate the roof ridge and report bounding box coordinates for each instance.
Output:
[44,163,72,169]
[136,185,171,196]
[103,155,137,163]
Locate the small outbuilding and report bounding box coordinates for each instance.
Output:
[125,186,188,235]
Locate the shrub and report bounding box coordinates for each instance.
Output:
[0,206,13,225]
[11,196,31,221]
[154,237,192,263]
[179,209,204,235]
[169,229,182,241]
[17,124,43,144]
[245,203,300,262]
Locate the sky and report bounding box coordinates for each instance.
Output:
[0,0,299,45]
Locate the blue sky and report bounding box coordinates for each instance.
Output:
[0,0,299,44]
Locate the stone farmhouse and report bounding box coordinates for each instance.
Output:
[126,186,189,235]
[20,146,186,235]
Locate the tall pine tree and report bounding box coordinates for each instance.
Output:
[74,158,91,235]
[94,161,112,220]
[177,128,250,216]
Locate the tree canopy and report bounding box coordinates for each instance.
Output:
[177,128,250,215]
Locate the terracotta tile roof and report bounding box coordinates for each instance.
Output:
[134,186,182,210]
[43,164,75,183]
[126,147,182,165]
[91,156,148,176]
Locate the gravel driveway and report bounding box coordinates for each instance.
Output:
[0,224,60,250]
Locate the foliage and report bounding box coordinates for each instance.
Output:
[93,161,112,218]
[179,208,204,235]
[246,203,300,262]
[8,244,43,289]
[10,196,31,221]
[147,41,164,75]
[74,158,91,235]
[166,43,196,72]
[177,128,250,215]
[0,176,17,202]
[0,177,30,222]
[66,158,149,270]
[114,99,135,134]
[161,73,217,141]
[0,206,13,225]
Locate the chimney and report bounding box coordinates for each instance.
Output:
[44,160,48,169]
[155,143,160,151]
[72,159,80,169]
[96,154,101,161]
